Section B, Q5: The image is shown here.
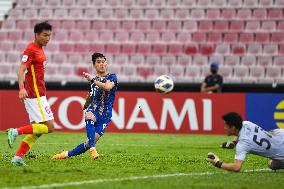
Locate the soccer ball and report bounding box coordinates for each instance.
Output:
[154,75,174,94]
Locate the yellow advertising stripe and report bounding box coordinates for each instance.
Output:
[274,112,284,119]
[276,122,284,129]
[31,65,46,122]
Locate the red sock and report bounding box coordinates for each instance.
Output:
[17,124,33,135]
[15,141,30,157]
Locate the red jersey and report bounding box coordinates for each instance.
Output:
[21,43,47,98]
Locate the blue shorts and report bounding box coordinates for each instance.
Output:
[86,108,110,136]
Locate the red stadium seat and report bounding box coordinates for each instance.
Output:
[17,0,31,7]
[131,55,144,65]
[116,55,129,65]
[221,9,236,19]
[271,32,284,43]
[145,9,159,19]
[262,21,276,32]
[255,33,270,43]
[152,0,165,6]
[279,44,284,55]
[263,44,278,55]
[122,44,136,54]
[91,21,106,31]
[0,42,14,52]
[100,9,113,19]
[61,20,76,30]
[152,44,167,55]
[146,32,160,42]
[214,21,228,31]
[176,8,190,19]
[274,56,284,66]
[152,21,166,31]
[170,66,184,79]
[247,44,262,55]
[115,9,128,19]
[137,66,153,80]
[52,54,67,65]
[161,32,175,42]
[6,52,21,64]
[168,44,183,54]
[136,21,151,31]
[84,8,98,19]
[206,9,220,19]
[9,9,23,19]
[259,0,273,6]
[230,21,244,32]
[225,56,240,66]
[76,0,90,7]
[167,21,182,31]
[193,56,207,66]
[216,44,230,55]
[212,0,226,6]
[237,9,251,19]
[107,0,119,7]
[106,21,120,31]
[47,0,61,7]
[68,54,82,65]
[130,31,144,42]
[185,66,200,80]
[242,56,256,67]
[276,0,284,6]
[122,0,135,6]
[105,44,121,55]
[76,21,90,31]
[54,9,68,18]
[182,0,196,6]
[153,65,168,76]
[224,33,238,43]
[137,0,150,7]
[228,0,241,6]
[191,9,205,19]
[146,55,160,65]
[239,33,254,43]
[183,20,197,31]
[192,32,206,43]
[234,66,249,78]
[8,31,22,41]
[197,0,211,7]
[252,9,267,20]
[122,21,135,31]
[258,56,272,66]
[243,0,257,6]
[59,43,74,53]
[99,32,113,42]
[219,66,233,78]
[208,32,222,43]
[160,9,174,20]
[45,42,59,53]
[232,44,245,55]
[115,32,129,42]
[54,30,68,41]
[198,21,213,31]
[268,9,283,19]
[209,55,224,65]
[266,67,281,78]
[69,8,83,19]
[23,9,37,19]
[161,56,175,66]
[178,55,192,66]
[246,21,260,31]
[74,44,90,53]
[69,31,83,41]
[199,44,214,55]
[184,44,198,55]
[177,32,191,43]
[249,66,265,79]
[2,20,15,29]
[130,9,143,19]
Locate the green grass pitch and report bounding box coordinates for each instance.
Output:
[0,132,283,189]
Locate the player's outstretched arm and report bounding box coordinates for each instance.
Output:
[207,152,243,172]
[83,72,115,92]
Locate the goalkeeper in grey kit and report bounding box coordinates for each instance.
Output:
[207,112,284,172]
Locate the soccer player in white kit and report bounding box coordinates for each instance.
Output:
[207,112,284,172]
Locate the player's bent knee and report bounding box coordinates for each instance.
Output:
[85,112,96,122]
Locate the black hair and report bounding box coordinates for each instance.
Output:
[34,21,52,34]
[222,112,243,130]
[92,52,106,64]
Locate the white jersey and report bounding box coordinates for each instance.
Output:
[235,121,284,161]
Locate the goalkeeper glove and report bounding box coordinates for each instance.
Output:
[207,152,223,168]
[220,140,237,149]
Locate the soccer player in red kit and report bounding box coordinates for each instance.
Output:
[7,22,54,166]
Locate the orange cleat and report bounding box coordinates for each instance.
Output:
[52,151,68,159]
[90,148,100,160]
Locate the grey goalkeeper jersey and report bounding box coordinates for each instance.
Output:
[235,121,284,161]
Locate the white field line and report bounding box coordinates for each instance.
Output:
[2,168,271,189]
[37,143,186,147]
